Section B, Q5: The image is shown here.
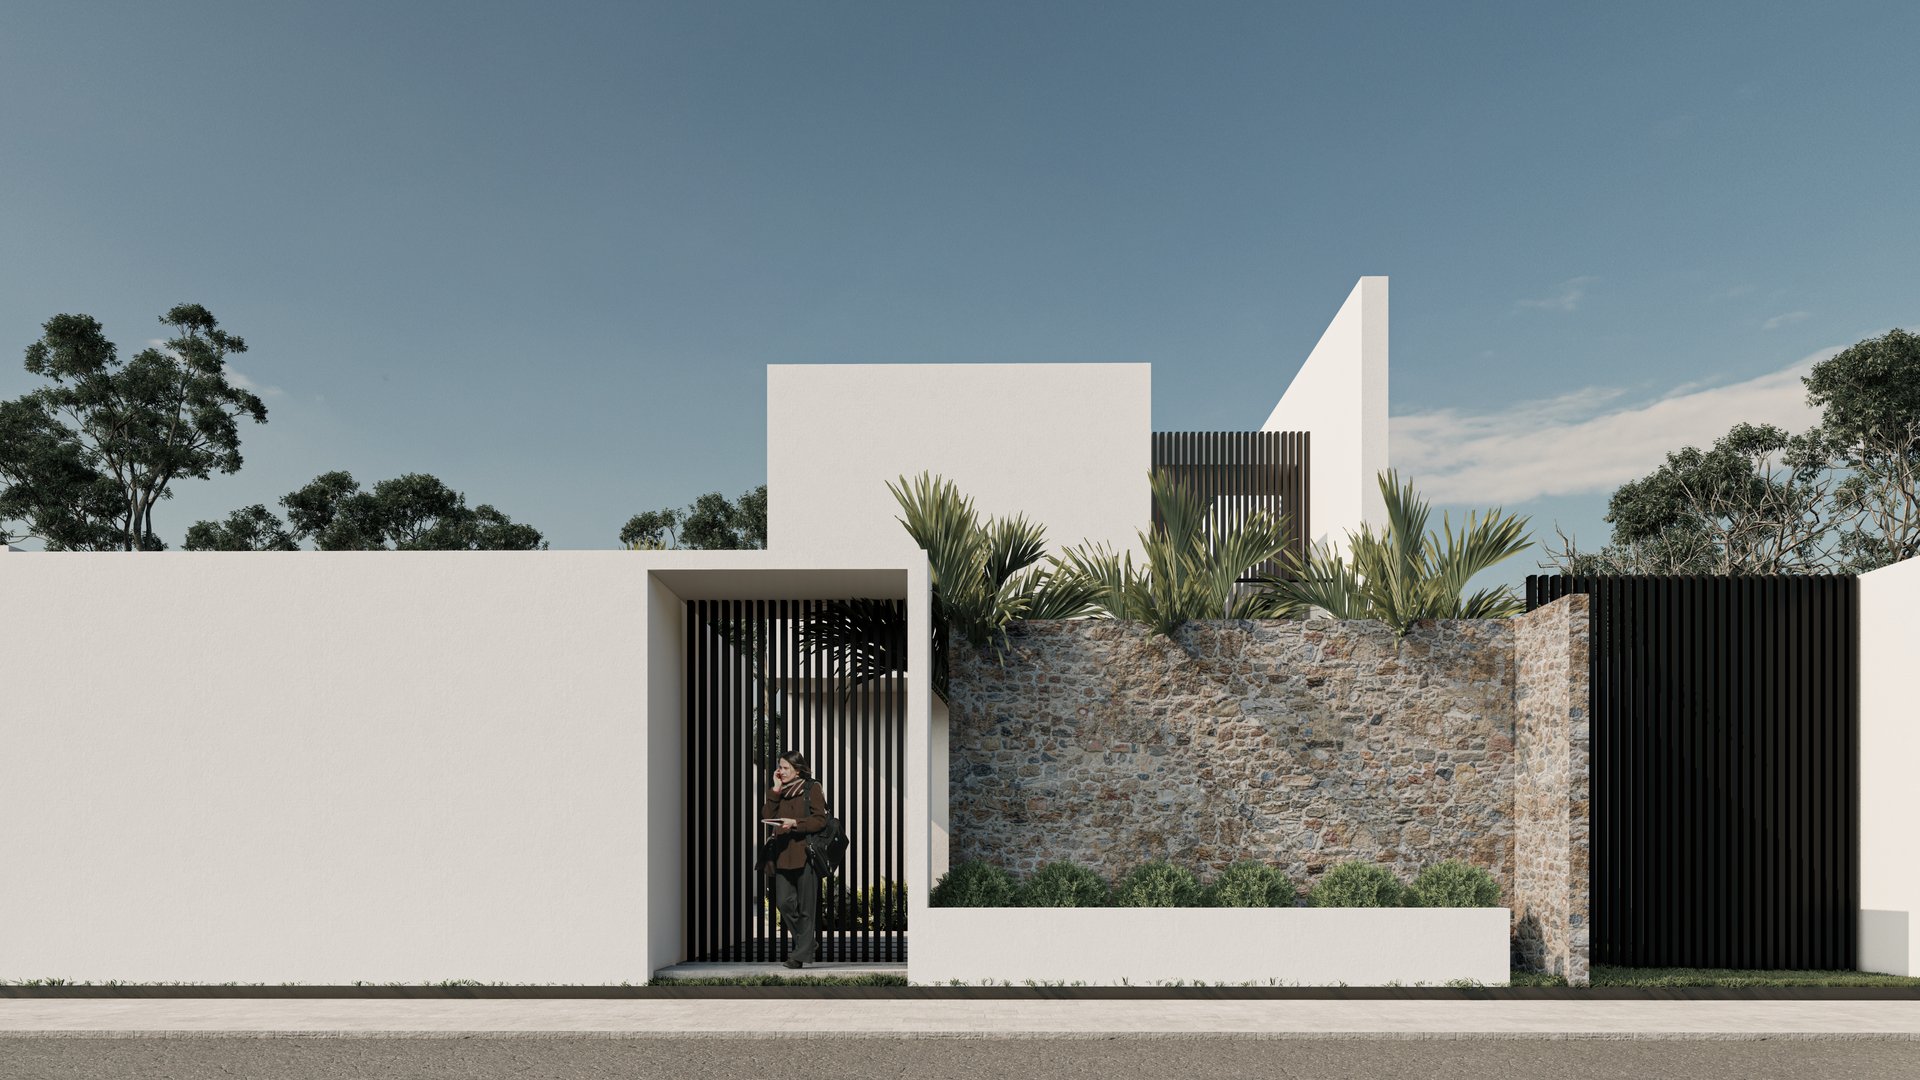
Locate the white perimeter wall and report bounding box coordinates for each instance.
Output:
[1860,556,1920,975]
[1263,277,1389,551]
[0,551,923,985]
[767,364,1152,563]
[913,908,1510,986]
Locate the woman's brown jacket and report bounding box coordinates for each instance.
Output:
[760,782,828,873]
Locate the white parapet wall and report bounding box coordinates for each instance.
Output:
[0,550,926,985]
[911,907,1510,986]
[767,363,1153,563]
[1860,556,1920,976]
[1263,277,1389,552]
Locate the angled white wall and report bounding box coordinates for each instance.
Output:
[1860,556,1920,975]
[1262,277,1389,551]
[767,364,1152,563]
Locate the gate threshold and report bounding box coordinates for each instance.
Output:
[654,962,907,982]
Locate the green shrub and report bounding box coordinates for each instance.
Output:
[1112,861,1203,907]
[1405,859,1500,907]
[929,861,1018,907]
[1208,861,1298,907]
[1019,862,1111,907]
[824,879,910,929]
[1307,861,1405,907]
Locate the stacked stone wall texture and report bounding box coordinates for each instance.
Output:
[1512,595,1592,985]
[948,618,1520,900]
[947,611,1590,980]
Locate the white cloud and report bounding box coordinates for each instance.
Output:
[1390,348,1838,506]
[1761,310,1811,331]
[143,339,284,397]
[1515,276,1596,313]
[223,365,285,398]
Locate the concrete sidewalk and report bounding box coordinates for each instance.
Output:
[3,999,1918,1038]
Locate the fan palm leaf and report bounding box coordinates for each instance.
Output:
[1259,469,1532,633]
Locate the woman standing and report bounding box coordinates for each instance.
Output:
[760,750,829,968]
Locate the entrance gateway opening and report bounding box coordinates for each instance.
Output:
[684,598,908,963]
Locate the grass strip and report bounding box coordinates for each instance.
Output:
[1588,965,1920,988]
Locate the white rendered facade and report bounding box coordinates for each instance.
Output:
[1859,556,1920,975]
[0,278,1404,984]
[1263,276,1390,553]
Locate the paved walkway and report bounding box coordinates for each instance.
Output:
[3,999,1918,1038]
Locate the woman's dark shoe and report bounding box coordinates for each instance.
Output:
[784,958,804,969]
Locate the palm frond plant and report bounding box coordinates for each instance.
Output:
[799,473,1096,699]
[1260,469,1532,634]
[1055,469,1295,637]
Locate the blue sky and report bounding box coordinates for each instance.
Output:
[2,2,1915,583]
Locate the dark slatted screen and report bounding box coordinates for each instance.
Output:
[1151,431,1310,578]
[684,599,907,964]
[1526,575,1858,970]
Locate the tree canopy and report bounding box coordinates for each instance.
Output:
[186,471,546,551]
[620,484,766,549]
[0,305,263,550]
[1547,329,1920,574]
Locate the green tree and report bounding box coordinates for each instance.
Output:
[182,504,298,551]
[1545,422,1840,574]
[187,470,546,551]
[1546,329,1920,575]
[619,484,766,549]
[0,305,263,549]
[1805,328,1920,568]
[1266,470,1531,634]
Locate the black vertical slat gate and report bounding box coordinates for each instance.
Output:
[1151,431,1310,578]
[1525,575,1858,970]
[684,599,907,964]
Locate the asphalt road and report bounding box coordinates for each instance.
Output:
[3,1036,1917,1080]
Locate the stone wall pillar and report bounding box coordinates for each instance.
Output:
[1512,594,1591,985]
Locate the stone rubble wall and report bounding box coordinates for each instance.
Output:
[947,618,1521,900]
[946,610,1591,977]
[1512,595,1592,985]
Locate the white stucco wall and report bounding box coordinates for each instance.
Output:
[1860,556,1920,975]
[913,907,1509,986]
[1262,277,1389,551]
[767,364,1152,563]
[0,551,924,985]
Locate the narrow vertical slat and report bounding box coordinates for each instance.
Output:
[1768,576,1784,966]
[698,600,711,961]
[1699,576,1716,966]
[1809,579,1825,966]
[893,604,905,960]
[1835,576,1850,960]
[1632,576,1647,967]
[724,600,738,959]
[1700,576,1716,966]
[684,601,697,962]
[1797,577,1813,967]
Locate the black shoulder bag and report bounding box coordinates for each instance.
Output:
[804,780,851,878]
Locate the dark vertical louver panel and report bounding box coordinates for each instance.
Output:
[682,599,908,965]
[1151,431,1310,577]
[1526,575,1858,970]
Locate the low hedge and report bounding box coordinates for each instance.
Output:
[1019,861,1113,907]
[1307,861,1406,907]
[1113,861,1204,907]
[929,858,1501,909]
[1207,860,1298,908]
[1405,859,1501,908]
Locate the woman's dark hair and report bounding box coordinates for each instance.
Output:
[776,750,811,778]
